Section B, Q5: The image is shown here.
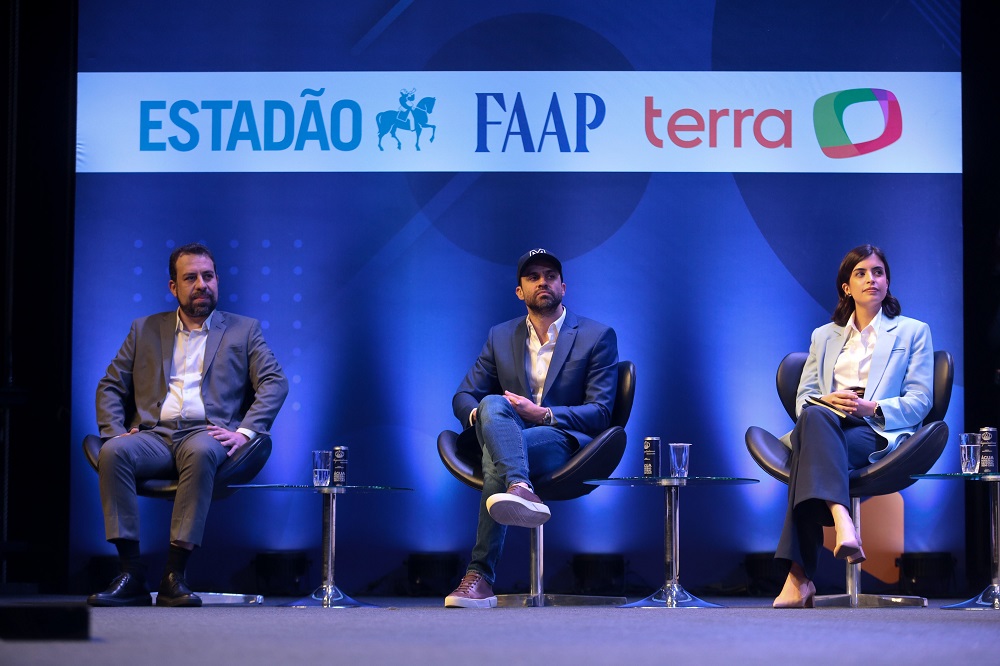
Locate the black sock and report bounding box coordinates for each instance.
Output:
[165,544,193,577]
[112,539,145,576]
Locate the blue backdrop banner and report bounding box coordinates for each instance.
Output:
[71,0,964,593]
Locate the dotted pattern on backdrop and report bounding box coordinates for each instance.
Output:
[131,237,304,414]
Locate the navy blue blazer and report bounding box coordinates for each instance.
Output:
[453,308,619,448]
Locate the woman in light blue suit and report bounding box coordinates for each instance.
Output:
[773,244,934,608]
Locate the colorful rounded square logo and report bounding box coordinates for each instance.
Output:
[813,88,902,158]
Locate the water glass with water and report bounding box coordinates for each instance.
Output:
[313,450,333,486]
[668,443,691,477]
[960,433,982,474]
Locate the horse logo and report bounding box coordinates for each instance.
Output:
[376,88,437,151]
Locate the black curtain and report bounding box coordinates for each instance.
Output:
[1,0,76,592]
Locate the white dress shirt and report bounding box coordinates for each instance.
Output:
[525,305,566,406]
[159,309,255,439]
[160,310,211,423]
[833,308,883,392]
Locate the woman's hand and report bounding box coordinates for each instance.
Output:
[822,391,878,417]
[821,390,861,414]
[853,398,878,418]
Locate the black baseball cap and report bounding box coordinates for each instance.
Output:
[516,248,563,283]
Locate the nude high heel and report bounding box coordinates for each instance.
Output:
[833,536,866,565]
[829,502,866,564]
[772,580,816,609]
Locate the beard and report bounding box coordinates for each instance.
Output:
[179,290,217,319]
[526,289,563,316]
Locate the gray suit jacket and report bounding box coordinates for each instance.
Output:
[782,314,934,462]
[96,310,288,438]
[453,309,618,448]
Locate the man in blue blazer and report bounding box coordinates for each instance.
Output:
[445,249,619,608]
[89,243,288,607]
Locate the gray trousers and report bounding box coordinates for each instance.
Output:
[97,422,228,546]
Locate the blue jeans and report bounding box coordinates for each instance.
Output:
[467,395,576,584]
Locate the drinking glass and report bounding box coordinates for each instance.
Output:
[960,433,982,474]
[668,443,691,478]
[313,450,333,486]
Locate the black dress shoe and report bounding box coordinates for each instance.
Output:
[156,571,202,607]
[87,572,152,607]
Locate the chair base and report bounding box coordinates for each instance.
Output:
[150,591,264,605]
[812,498,926,609]
[814,593,927,608]
[497,593,626,608]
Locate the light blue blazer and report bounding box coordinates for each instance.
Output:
[781,314,934,463]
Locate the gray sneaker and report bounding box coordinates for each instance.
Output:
[486,485,551,528]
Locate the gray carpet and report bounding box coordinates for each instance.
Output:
[2,596,997,665]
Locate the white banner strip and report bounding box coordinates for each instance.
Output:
[76,71,961,173]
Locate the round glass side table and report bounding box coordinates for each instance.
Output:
[232,484,411,608]
[911,473,1000,610]
[585,476,759,608]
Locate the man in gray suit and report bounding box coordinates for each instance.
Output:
[444,248,619,608]
[88,243,288,607]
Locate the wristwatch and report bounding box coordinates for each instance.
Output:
[542,408,553,426]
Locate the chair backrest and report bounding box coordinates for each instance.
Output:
[532,359,635,500]
[776,350,953,426]
[776,352,808,422]
[611,360,636,428]
[927,350,954,423]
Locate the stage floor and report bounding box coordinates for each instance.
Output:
[2,595,998,665]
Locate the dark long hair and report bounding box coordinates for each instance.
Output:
[832,244,901,326]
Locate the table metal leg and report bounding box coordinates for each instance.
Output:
[287,491,372,608]
[624,485,721,608]
[944,480,1000,610]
